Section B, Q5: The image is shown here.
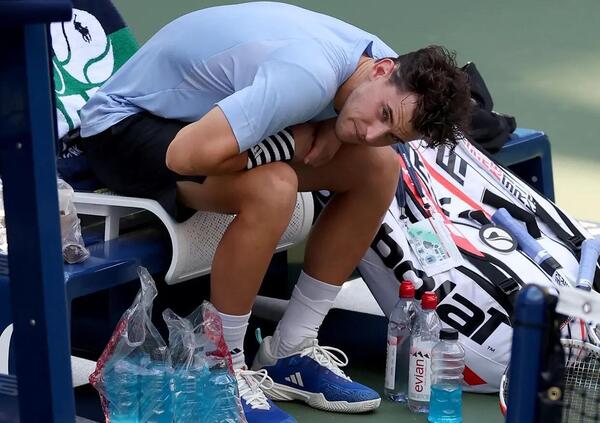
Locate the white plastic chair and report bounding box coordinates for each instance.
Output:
[74,191,314,284]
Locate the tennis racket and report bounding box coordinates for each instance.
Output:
[499,235,600,421]
[500,337,600,421]
[492,208,575,289]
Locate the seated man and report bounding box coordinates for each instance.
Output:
[79,2,470,421]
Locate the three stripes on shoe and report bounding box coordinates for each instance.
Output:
[284,371,305,387]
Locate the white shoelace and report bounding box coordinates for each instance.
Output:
[236,368,274,410]
[299,341,351,381]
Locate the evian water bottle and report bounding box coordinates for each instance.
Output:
[384,280,416,402]
[408,291,441,413]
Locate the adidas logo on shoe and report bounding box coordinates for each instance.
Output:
[284,372,304,387]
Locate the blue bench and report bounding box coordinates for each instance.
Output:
[493,128,554,200]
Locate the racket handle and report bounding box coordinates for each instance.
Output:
[492,208,548,264]
[577,238,600,290]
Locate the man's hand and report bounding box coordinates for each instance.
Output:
[289,122,318,163]
[303,119,342,167]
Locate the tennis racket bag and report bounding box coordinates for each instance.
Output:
[353,139,599,393]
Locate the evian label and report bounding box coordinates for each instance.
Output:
[385,335,398,390]
[408,340,434,402]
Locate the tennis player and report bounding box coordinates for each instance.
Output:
[79,2,470,421]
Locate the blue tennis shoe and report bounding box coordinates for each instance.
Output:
[236,367,297,423]
[251,336,381,413]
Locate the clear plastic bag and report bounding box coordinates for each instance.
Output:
[0,178,89,262]
[90,267,172,422]
[58,178,90,264]
[90,267,246,422]
[163,303,246,423]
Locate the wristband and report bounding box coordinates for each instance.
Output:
[246,128,295,169]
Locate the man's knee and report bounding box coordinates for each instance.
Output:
[351,146,400,195]
[240,162,299,217]
[368,146,401,182]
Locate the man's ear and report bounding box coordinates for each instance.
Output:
[371,58,396,79]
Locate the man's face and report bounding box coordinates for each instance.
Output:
[336,60,420,146]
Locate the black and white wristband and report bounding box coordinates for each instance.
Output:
[246,128,295,170]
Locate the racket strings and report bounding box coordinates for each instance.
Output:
[562,346,600,422]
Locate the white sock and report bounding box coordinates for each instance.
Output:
[217,310,251,370]
[272,270,341,357]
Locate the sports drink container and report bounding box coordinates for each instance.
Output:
[384,280,416,402]
[173,366,205,422]
[428,328,465,423]
[408,291,441,413]
[103,356,140,423]
[138,357,173,423]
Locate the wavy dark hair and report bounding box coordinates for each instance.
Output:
[388,45,471,148]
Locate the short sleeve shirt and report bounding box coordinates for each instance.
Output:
[79,1,397,152]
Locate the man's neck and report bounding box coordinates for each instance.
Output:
[333,56,373,112]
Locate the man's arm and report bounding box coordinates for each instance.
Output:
[166,107,244,176]
[166,107,317,176]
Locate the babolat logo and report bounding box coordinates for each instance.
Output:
[435,281,510,347]
[370,223,436,296]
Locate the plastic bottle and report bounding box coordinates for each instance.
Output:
[138,357,173,423]
[408,291,441,413]
[428,328,465,423]
[173,365,206,423]
[384,280,416,402]
[198,365,241,422]
[103,357,140,423]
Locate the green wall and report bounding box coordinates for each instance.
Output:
[113,0,600,219]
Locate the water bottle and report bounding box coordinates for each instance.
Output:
[138,357,173,423]
[103,357,140,423]
[173,365,207,422]
[408,291,441,413]
[428,328,465,423]
[198,366,241,422]
[385,280,416,402]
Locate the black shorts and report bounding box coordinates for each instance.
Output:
[81,112,206,222]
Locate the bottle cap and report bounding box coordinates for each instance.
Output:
[399,280,415,298]
[421,291,438,310]
[440,328,459,340]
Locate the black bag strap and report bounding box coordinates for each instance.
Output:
[459,210,491,226]
[482,190,542,238]
[401,175,522,305]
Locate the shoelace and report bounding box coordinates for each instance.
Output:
[299,342,351,381]
[235,368,274,410]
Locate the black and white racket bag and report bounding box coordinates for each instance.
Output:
[352,139,599,393]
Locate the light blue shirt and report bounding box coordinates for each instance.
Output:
[80,2,397,152]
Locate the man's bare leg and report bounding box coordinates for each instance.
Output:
[253,144,398,414]
[177,162,298,315]
[267,143,400,358]
[295,144,400,284]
